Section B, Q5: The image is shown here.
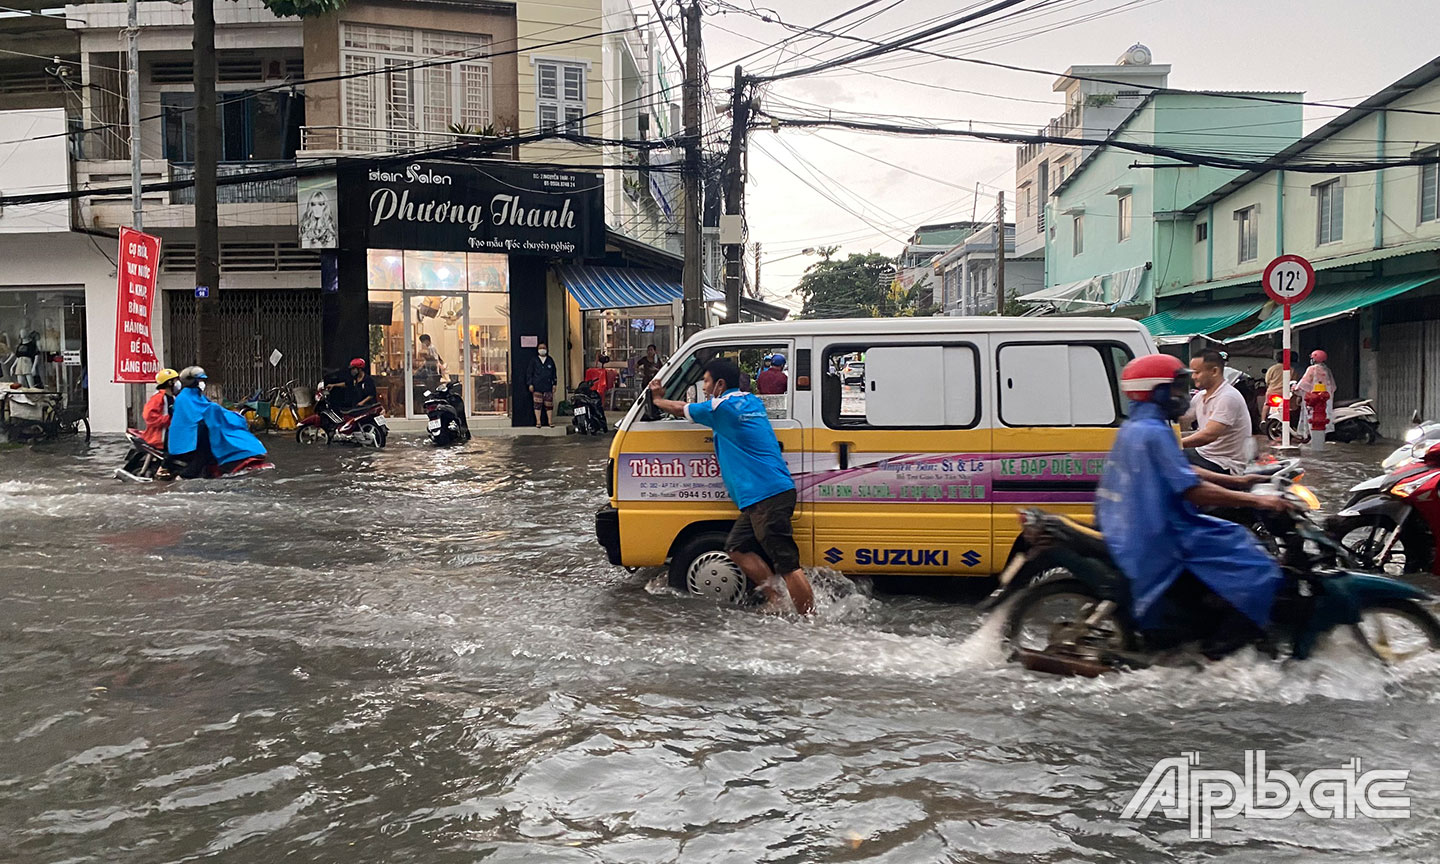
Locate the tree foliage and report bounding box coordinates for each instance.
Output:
[259,0,345,19]
[795,253,933,319]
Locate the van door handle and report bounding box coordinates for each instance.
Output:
[835,441,852,470]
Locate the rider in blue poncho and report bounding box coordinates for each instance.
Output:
[166,366,267,478]
[1096,354,1294,657]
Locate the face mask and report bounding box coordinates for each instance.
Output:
[538,349,548,358]
[352,369,362,379]
[197,380,207,392]
[171,381,181,395]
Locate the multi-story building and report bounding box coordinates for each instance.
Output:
[0,0,685,433]
[931,225,1043,316]
[896,220,987,312]
[1033,90,1302,315]
[1013,45,1170,260]
[1143,56,1440,437]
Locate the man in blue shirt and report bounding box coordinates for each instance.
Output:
[1099,353,1291,656]
[650,357,815,615]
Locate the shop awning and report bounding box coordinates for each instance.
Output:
[1223,272,1440,342]
[1140,299,1265,345]
[1018,277,1097,305]
[559,265,721,311]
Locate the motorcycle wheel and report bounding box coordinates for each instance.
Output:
[1330,514,1424,575]
[1352,599,1440,665]
[1001,576,1135,657]
[1364,421,1380,445]
[296,425,327,445]
[1265,418,1284,443]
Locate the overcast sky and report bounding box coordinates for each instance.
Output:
[694,0,1440,308]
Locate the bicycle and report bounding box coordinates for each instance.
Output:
[239,380,301,432]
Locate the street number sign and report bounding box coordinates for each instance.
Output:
[1262,254,1315,305]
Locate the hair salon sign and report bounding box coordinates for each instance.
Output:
[365,162,603,258]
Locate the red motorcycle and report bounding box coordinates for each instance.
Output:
[1330,440,1440,576]
[114,429,274,482]
[294,381,388,448]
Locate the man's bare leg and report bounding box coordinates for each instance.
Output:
[728,550,814,616]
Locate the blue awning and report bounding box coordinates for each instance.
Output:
[559,264,721,310]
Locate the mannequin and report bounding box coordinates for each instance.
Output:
[41,318,61,353]
[14,330,39,388]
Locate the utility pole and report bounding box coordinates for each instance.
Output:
[753,242,761,298]
[720,65,751,325]
[994,190,1006,316]
[193,0,221,371]
[680,0,704,338]
[126,0,142,234]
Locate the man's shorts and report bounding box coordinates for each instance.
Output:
[725,489,802,574]
[533,390,555,409]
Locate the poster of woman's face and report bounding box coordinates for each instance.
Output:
[297,175,339,250]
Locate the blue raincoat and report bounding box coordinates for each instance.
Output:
[168,387,267,466]
[1095,400,1281,629]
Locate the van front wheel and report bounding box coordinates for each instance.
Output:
[669,532,750,605]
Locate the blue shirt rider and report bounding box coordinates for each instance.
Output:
[1096,353,1292,656]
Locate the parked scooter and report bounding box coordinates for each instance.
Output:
[1263,390,1380,444]
[1329,436,1440,577]
[295,378,388,447]
[1382,411,1440,471]
[423,380,470,445]
[114,429,274,482]
[569,378,607,435]
[982,472,1440,677]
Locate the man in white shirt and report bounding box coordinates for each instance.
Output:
[1181,349,1254,474]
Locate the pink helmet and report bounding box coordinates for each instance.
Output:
[1309,350,1327,363]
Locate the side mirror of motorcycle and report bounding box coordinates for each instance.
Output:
[1414,408,1424,425]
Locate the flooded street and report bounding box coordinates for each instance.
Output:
[1,436,1438,862]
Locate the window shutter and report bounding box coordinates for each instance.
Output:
[563,65,584,103]
[342,54,376,150]
[460,63,492,128]
[538,64,558,101]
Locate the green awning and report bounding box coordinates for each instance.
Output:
[1140,299,1265,345]
[1223,272,1440,342]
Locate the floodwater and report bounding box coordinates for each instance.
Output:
[0,435,1437,863]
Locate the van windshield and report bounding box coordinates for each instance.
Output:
[644,343,790,420]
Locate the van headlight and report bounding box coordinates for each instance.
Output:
[605,458,615,498]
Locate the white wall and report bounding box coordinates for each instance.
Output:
[0,109,71,234]
[0,233,129,434]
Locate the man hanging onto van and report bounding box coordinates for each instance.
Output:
[1100,354,1292,657]
[649,358,815,615]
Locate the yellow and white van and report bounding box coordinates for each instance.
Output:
[595,317,1156,600]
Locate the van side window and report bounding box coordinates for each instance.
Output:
[998,342,1131,427]
[652,343,791,420]
[822,344,978,428]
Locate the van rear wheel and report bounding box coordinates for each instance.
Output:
[669,532,750,605]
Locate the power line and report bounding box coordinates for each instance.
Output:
[755,112,1440,173]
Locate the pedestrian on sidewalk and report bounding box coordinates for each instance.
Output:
[648,358,815,615]
[528,342,558,428]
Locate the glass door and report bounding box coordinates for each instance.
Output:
[404,292,469,417]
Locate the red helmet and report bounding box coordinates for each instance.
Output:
[1120,354,1189,401]
[1309,349,1327,363]
[349,358,367,369]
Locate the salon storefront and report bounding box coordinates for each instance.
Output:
[326,159,604,427]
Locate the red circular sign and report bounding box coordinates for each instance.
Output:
[1262,254,1315,305]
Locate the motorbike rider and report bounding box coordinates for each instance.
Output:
[1297,349,1336,434]
[333,358,378,410]
[142,368,180,450]
[1097,354,1294,658]
[167,366,268,478]
[1180,349,1254,474]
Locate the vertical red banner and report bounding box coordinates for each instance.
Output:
[113,226,162,383]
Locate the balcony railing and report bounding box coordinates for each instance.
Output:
[169,161,297,205]
[298,126,517,159]
[1016,105,1083,168]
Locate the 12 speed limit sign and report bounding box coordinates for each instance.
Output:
[1262,254,1315,305]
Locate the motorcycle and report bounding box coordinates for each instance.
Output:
[981,473,1440,677]
[423,380,470,446]
[114,429,274,482]
[1381,411,1440,471]
[1263,391,1380,444]
[294,380,388,447]
[1329,437,1440,577]
[569,378,607,435]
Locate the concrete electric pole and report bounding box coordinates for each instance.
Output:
[193,0,221,372]
[680,0,704,338]
[720,65,751,324]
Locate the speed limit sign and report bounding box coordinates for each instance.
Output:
[1263,254,1315,305]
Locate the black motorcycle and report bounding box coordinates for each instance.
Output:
[569,378,607,435]
[424,380,470,445]
[981,473,1440,677]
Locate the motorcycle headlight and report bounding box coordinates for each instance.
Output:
[1290,484,1322,511]
[1393,471,1440,498]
